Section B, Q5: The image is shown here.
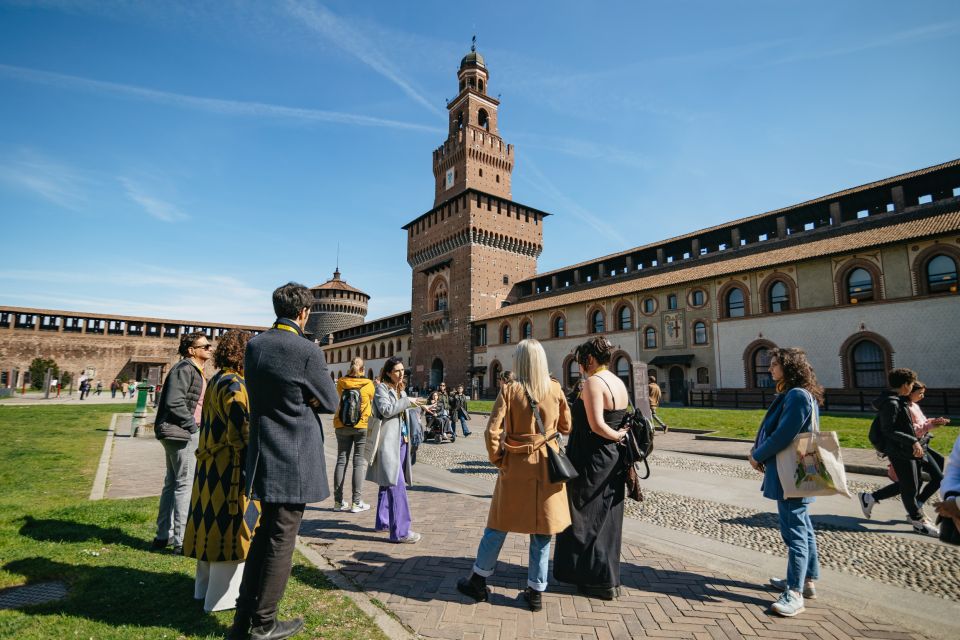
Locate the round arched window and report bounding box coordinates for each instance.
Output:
[726,288,746,317]
[753,347,773,388]
[851,340,885,388]
[615,356,631,392]
[690,290,706,307]
[693,321,708,345]
[501,324,511,344]
[617,306,632,330]
[591,310,605,333]
[644,327,657,349]
[642,298,656,314]
[553,315,565,338]
[566,358,581,389]
[847,268,874,303]
[926,254,958,293]
[769,281,790,312]
[521,321,532,340]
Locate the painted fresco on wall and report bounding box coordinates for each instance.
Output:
[662,310,685,348]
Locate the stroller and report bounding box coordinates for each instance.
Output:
[425,404,454,443]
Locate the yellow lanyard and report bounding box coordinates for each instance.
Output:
[274,323,299,335]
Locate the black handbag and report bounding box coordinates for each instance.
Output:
[525,390,579,484]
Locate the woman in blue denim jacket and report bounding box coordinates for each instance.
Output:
[748,347,823,618]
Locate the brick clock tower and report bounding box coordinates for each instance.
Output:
[404,43,550,392]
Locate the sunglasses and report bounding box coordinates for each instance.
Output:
[193,344,213,351]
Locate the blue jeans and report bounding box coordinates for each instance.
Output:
[456,415,471,436]
[472,527,551,591]
[777,498,820,591]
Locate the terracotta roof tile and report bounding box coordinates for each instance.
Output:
[477,208,960,321]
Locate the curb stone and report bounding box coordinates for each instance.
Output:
[89,413,120,500]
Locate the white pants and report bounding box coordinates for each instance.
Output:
[194,559,244,612]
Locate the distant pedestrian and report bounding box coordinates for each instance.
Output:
[748,347,823,618]
[457,338,572,612]
[120,380,127,399]
[152,331,210,555]
[128,381,136,399]
[79,378,89,400]
[230,282,338,640]
[449,384,472,437]
[332,357,376,513]
[365,356,428,544]
[648,376,668,432]
[183,329,259,613]
[96,380,103,396]
[110,379,118,398]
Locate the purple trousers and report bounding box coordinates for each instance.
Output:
[376,441,411,542]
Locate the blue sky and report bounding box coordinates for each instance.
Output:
[1,1,957,326]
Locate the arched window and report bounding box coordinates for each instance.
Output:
[566,358,581,390]
[926,254,958,294]
[667,294,678,310]
[521,320,532,340]
[501,324,511,344]
[846,268,874,303]
[693,321,708,345]
[362,346,368,360]
[642,298,656,314]
[591,309,605,333]
[478,108,489,131]
[617,305,633,331]
[696,367,709,384]
[433,279,449,312]
[330,372,335,381]
[388,342,395,357]
[690,289,706,307]
[769,280,790,312]
[725,288,746,317]
[851,340,886,388]
[752,347,774,389]
[490,361,502,389]
[552,315,565,338]
[644,327,657,349]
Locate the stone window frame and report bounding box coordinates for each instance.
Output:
[758,272,798,314]
[834,258,883,305]
[696,367,709,385]
[428,275,450,312]
[718,280,751,319]
[691,319,709,346]
[519,316,534,340]
[666,293,679,310]
[912,243,960,296]
[550,311,566,338]
[499,321,512,345]
[611,350,633,395]
[613,300,634,331]
[489,359,503,390]
[642,325,658,350]
[640,296,658,316]
[587,304,606,334]
[563,354,581,390]
[687,287,709,309]
[742,338,777,389]
[838,331,894,389]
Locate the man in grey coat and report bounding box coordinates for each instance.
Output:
[230,282,338,640]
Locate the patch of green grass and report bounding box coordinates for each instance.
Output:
[657,406,959,452]
[0,404,387,639]
[467,400,494,413]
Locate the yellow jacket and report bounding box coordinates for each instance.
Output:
[333,375,376,429]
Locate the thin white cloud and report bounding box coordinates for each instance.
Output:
[768,21,960,66]
[519,156,622,244]
[513,132,656,171]
[282,0,443,116]
[0,151,89,210]
[119,178,189,222]
[0,62,442,134]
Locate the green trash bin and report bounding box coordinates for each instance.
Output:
[132,381,154,436]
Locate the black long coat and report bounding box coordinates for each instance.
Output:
[244,319,338,504]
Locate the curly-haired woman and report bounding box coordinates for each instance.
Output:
[183,329,261,612]
[748,347,823,617]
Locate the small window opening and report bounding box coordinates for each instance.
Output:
[857,210,869,219]
[918,194,933,204]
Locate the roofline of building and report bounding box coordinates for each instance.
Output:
[401,188,552,230]
[528,156,960,281]
[0,305,267,330]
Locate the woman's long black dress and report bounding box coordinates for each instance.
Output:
[553,395,627,589]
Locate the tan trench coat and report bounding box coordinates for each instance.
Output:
[485,380,573,535]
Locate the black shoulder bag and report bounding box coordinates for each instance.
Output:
[525,389,579,484]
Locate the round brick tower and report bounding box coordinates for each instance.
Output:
[305,269,369,343]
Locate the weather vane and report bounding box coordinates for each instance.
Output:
[471,35,476,52]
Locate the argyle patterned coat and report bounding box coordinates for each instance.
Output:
[183,370,261,562]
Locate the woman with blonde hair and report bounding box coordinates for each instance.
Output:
[457,339,572,611]
[333,357,376,513]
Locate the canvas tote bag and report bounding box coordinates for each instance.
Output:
[776,395,852,499]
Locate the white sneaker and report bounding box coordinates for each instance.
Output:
[858,492,875,519]
[333,501,347,512]
[910,517,939,537]
[770,590,805,617]
[768,577,816,599]
[350,500,371,513]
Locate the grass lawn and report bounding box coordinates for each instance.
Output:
[0,404,386,639]
[657,406,960,452]
[467,400,495,413]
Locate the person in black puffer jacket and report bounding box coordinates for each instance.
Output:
[152,331,210,554]
[858,368,939,537]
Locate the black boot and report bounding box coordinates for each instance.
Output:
[226,607,252,640]
[522,587,542,612]
[456,572,489,602]
[250,617,304,640]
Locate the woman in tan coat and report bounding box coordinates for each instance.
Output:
[457,339,572,611]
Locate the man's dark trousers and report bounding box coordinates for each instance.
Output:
[237,503,305,626]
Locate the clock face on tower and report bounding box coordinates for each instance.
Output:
[445,168,455,190]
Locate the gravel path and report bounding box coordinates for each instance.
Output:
[414,443,960,600]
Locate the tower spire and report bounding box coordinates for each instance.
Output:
[471,34,476,52]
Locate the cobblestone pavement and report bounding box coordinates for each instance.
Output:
[415,444,960,601]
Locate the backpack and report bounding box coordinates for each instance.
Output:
[621,407,655,479]
[867,414,885,455]
[337,388,363,427]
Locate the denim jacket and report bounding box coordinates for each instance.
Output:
[752,387,818,502]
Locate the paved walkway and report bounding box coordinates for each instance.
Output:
[102,413,959,639]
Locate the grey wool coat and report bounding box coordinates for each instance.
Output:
[244,318,339,504]
[365,383,414,488]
